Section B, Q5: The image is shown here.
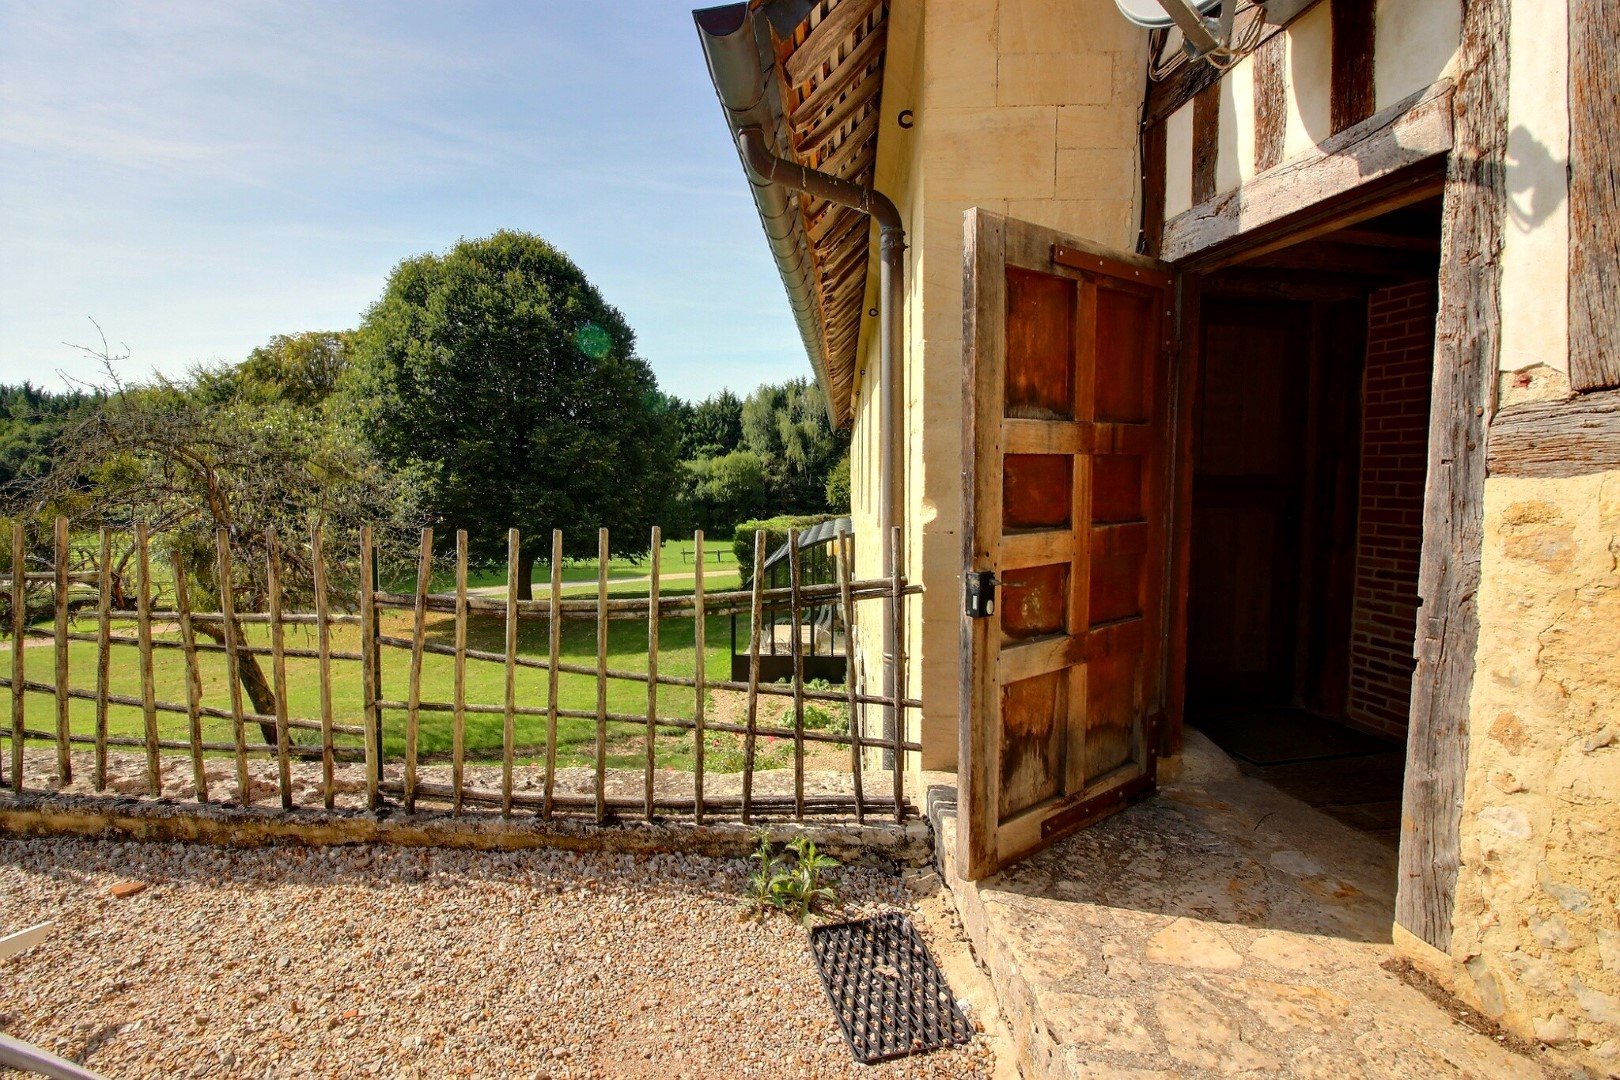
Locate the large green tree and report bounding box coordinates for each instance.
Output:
[347,230,677,596]
[739,378,845,514]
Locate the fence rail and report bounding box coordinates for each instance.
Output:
[0,519,918,827]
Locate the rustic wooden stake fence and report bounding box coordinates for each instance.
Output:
[0,519,922,826]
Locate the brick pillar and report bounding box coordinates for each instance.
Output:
[1347,280,1437,739]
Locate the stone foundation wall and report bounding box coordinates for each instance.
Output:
[1446,470,1620,1071]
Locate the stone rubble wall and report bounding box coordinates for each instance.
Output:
[1446,470,1620,1072]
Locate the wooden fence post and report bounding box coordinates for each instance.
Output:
[215,530,251,804]
[644,525,660,821]
[52,517,70,783]
[836,533,864,825]
[692,530,706,825]
[544,529,561,819]
[788,529,806,821]
[134,523,160,796]
[452,530,469,814]
[170,550,208,801]
[357,525,381,811]
[94,527,111,792]
[741,530,765,824]
[502,528,519,817]
[10,522,24,794]
[404,528,433,814]
[311,526,336,809]
[266,528,293,810]
[593,527,609,825]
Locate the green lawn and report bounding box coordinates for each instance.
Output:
[430,536,740,595]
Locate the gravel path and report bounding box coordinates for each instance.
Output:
[0,838,998,1079]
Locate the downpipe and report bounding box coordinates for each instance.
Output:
[736,127,908,767]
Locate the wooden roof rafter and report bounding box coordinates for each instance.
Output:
[766,0,891,426]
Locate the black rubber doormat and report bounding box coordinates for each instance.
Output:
[808,911,974,1064]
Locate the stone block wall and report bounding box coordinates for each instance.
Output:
[1346,280,1435,739]
[1448,470,1620,1070]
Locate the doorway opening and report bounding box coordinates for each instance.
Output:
[1182,196,1444,853]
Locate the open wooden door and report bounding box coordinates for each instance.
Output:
[959,208,1175,879]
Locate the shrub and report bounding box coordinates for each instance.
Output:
[732,513,836,582]
[744,834,841,924]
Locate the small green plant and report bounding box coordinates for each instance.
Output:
[744,833,841,924]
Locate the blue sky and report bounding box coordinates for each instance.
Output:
[0,1,803,402]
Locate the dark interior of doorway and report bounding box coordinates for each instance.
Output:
[1184,197,1444,851]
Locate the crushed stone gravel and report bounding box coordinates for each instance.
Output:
[0,837,999,1079]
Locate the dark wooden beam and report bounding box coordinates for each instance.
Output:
[1395,0,1507,956]
[1331,228,1442,252]
[1191,84,1220,205]
[1242,241,1437,278]
[1141,113,1168,257]
[1488,390,1620,478]
[1331,0,1377,134]
[1569,0,1620,391]
[1198,269,1384,303]
[1254,32,1287,173]
[1162,81,1453,266]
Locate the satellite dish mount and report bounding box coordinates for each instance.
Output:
[1114,0,1318,68]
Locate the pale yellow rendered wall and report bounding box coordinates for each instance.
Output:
[846,0,1148,771]
[1446,474,1620,1071]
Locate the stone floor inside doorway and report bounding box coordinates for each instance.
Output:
[928,732,1577,1078]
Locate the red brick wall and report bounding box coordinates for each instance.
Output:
[1347,280,1436,739]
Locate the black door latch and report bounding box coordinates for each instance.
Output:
[964,570,998,618]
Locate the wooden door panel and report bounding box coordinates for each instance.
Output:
[961,208,1173,879]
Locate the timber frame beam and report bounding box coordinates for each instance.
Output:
[1394,0,1506,955]
[1159,81,1453,268]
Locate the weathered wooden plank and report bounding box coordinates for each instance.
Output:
[1569,0,1620,391]
[1395,0,1505,956]
[784,0,882,86]
[1141,116,1167,257]
[266,528,293,810]
[170,549,208,801]
[94,528,111,791]
[788,529,806,821]
[1487,390,1620,478]
[1191,83,1220,205]
[1253,31,1287,173]
[357,525,381,811]
[311,527,336,810]
[404,528,432,814]
[1331,0,1376,134]
[544,529,562,819]
[215,530,251,804]
[791,17,886,125]
[134,523,160,795]
[51,518,70,783]
[502,528,519,816]
[1162,81,1454,265]
[9,524,24,793]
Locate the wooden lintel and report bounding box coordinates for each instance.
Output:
[1161,81,1454,267]
[1487,390,1620,478]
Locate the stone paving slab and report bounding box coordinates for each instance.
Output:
[929,733,1576,1078]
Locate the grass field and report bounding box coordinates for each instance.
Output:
[432,536,741,595]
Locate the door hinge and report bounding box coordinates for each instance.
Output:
[964,570,999,619]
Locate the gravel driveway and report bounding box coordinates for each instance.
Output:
[0,838,998,1079]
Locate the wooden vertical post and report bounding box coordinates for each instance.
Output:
[788,529,805,821]
[404,528,432,814]
[644,526,660,821]
[692,530,706,825]
[502,528,519,816]
[890,525,905,823]
[170,550,208,801]
[51,517,70,783]
[134,523,160,795]
[266,528,292,810]
[357,526,381,811]
[94,527,111,792]
[544,529,561,819]
[452,529,469,814]
[741,530,765,823]
[836,533,864,825]
[215,530,250,804]
[311,526,336,810]
[593,527,609,824]
[10,523,25,793]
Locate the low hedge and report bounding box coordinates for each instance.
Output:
[732,514,837,583]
